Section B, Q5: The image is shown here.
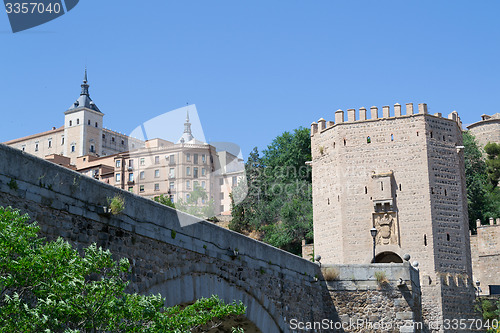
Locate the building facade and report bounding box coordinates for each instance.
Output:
[310,103,476,331]
[3,71,244,216]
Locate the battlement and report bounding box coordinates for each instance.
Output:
[311,103,462,135]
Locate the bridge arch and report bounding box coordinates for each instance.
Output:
[146,272,281,333]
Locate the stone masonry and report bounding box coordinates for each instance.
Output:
[310,103,478,332]
[0,143,422,333]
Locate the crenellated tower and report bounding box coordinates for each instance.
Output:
[310,103,476,331]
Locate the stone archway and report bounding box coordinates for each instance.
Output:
[146,273,281,333]
[374,251,403,263]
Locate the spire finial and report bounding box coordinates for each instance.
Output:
[80,67,89,96]
[186,109,190,123]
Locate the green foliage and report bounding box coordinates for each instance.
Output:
[485,142,500,188]
[7,178,18,190]
[0,206,246,332]
[463,132,500,230]
[230,127,313,255]
[476,298,500,333]
[171,230,177,239]
[153,194,175,209]
[175,183,216,219]
[107,195,125,215]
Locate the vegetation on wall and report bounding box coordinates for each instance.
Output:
[229,127,313,255]
[463,132,500,231]
[0,206,246,332]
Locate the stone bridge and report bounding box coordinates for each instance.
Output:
[0,144,421,332]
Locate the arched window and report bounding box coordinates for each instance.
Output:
[447,233,450,241]
[391,134,394,141]
[367,136,371,144]
[424,234,427,246]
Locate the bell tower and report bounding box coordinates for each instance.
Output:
[63,69,103,163]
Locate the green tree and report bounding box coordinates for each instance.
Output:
[485,142,500,188]
[230,127,313,255]
[0,206,245,332]
[153,194,176,209]
[175,183,215,219]
[463,131,490,231]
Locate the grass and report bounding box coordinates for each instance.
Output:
[108,195,125,215]
[375,271,389,285]
[322,267,340,281]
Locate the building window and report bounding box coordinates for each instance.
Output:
[21,145,25,151]
[154,183,160,191]
[116,173,121,182]
[116,160,121,168]
[128,186,134,192]
[367,136,371,144]
[186,180,191,189]
[194,154,198,164]
[88,119,91,125]
[140,185,144,192]
[169,168,175,178]
[129,173,134,182]
[71,145,75,152]
[391,134,394,141]
[61,136,64,145]
[111,137,115,142]
[169,181,174,190]
[187,167,191,176]
[155,169,160,178]
[90,145,95,153]
[194,181,199,188]
[140,158,145,166]
[102,134,105,139]
[77,119,79,125]
[220,205,224,212]
[202,181,206,189]
[202,154,206,163]
[169,154,175,164]
[219,178,224,186]
[95,122,98,128]
[232,176,237,187]
[140,171,145,180]
[155,156,160,164]
[220,192,224,200]
[69,120,72,126]
[186,153,191,161]
[169,195,174,203]
[48,139,52,148]
[193,167,198,178]
[35,143,39,152]
[129,159,134,168]
[202,168,206,176]
[121,139,125,145]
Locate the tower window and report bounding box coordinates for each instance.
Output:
[69,120,72,126]
[35,143,39,152]
[77,119,79,125]
[430,131,433,138]
[95,122,98,128]
[365,186,367,194]
[61,136,64,145]
[416,131,419,136]
[88,119,91,125]
[343,139,346,146]
[48,140,52,148]
[443,135,446,141]
[447,233,450,241]
[102,134,105,139]
[391,134,394,141]
[71,145,75,152]
[444,189,447,196]
[367,136,371,144]
[381,182,383,191]
[424,234,427,246]
[121,139,125,145]
[333,142,336,148]
[399,184,402,191]
[112,137,115,142]
[90,145,95,153]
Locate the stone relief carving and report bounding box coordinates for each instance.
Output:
[374,213,398,245]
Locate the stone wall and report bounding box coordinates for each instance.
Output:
[471,220,500,295]
[0,143,422,333]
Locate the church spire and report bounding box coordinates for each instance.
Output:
[80,67,89,96]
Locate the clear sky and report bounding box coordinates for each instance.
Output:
[1,0,499,159]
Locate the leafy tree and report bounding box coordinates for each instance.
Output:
[153,194,176,209]
[485,142,500,188]
[175,183,215,219]
[230,127,313,255]
[463,131,490,231]
[0,206,245,332]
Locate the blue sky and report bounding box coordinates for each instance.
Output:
[1,1,499,159]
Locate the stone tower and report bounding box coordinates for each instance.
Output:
[63,69,103,162]
[310,103,476,331]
